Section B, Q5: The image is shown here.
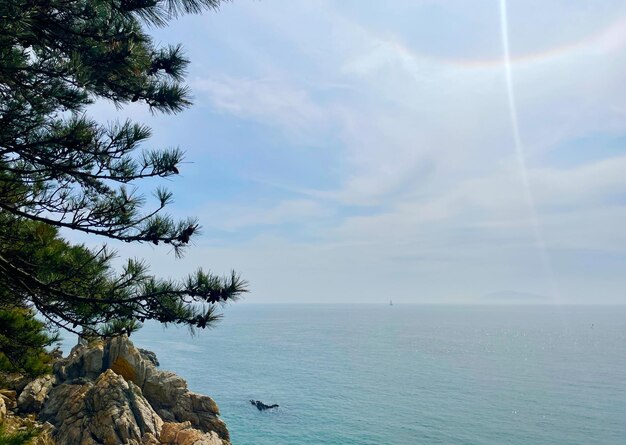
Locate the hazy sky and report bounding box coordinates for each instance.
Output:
[83,0,626,304]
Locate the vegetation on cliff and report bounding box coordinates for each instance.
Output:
[0,0,247,375]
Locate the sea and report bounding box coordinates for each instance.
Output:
[61,304,626,444]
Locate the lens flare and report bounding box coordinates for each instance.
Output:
[499,0,560,300]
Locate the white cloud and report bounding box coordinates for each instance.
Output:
[198,199,331,232]
[102,1,626,303]
[192,76,331,138]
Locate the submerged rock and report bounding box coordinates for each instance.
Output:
[250,400,279,411]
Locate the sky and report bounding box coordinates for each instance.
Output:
[81,0,626,304]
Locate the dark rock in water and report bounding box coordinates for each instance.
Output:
[250,400,279,411]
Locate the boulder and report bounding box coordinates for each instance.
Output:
[139,348,160,367]
[53,341,104,381]
[40,369,163,445]
[0,374,31,393]
[0,388,17,410]
[17,375,54,413]
[160,421,224,445]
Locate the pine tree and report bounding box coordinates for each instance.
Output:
[0,306,60,377]
[0,0,247,345]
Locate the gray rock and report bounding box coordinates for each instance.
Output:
[53,341,104,381]
[17,375,54,413]
[0,374,31,393]
[138,348,160,367]
[0,389,17,410]
[40,335,230,444]
[40,369,163,445]
[101,336,229,442]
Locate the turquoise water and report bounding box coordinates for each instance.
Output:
[78,305,626,444]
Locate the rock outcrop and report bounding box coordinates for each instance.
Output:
[0,389,17,412]
[139,348,160,367]
[40,370,163,445]
[17,375,54,413]
[2,336,230,445]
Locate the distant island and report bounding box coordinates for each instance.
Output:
[483,290,551,303]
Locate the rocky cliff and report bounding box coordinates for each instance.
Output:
[0,336,230,445]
